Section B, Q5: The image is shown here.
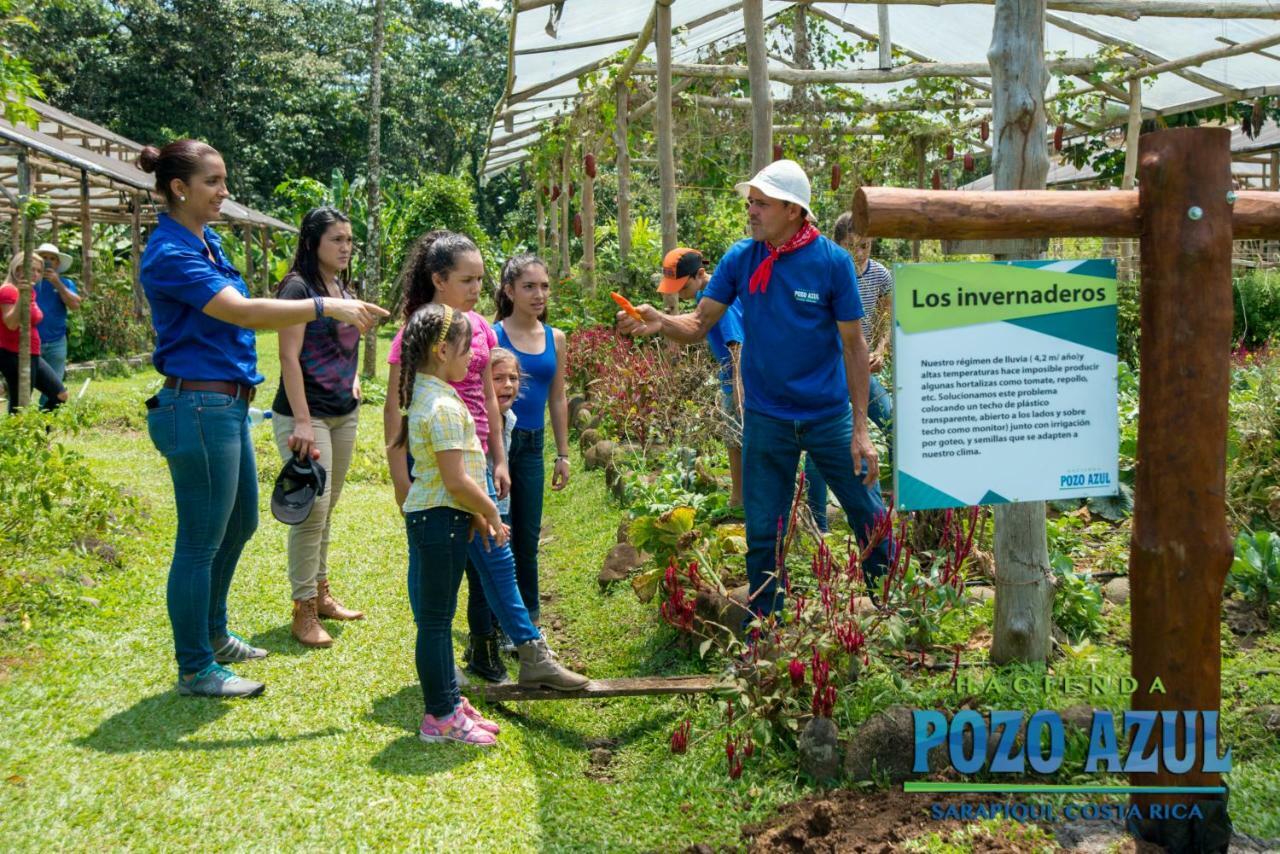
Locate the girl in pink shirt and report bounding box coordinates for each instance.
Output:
[382,231,512,683]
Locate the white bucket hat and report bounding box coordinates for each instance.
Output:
[734,159,815,221]
[34,243,73,273]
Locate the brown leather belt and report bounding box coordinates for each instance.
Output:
[163,377,256,402]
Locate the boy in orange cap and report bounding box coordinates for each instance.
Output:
[659,248,745,506]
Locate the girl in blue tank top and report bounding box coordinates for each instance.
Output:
[493,254,570,625]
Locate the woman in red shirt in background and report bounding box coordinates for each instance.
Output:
[0,253,68,413]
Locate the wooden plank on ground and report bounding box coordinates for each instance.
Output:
[481,675,723,702]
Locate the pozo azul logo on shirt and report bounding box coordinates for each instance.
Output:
[793,289,820,304]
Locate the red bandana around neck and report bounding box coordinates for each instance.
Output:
[748,222,821,294]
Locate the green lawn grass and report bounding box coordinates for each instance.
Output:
[0,331,803,851]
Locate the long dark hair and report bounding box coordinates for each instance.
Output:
[393,303,473,449]
[137,139,219,205]
[400,230,480,320]
[495,252,550,323]
[286,206,351,294]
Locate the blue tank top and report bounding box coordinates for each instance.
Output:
[495,321,557,430]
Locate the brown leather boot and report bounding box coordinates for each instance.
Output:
[292,598,333,648]
[316,579,364,621]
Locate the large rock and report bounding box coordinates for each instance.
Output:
[578,428,601,454]
[967,584,996,604]
[573,406,595,432]
[583,440,616,471]
[599,543,642,589]
[1250,704,1280,736]
[799,717,841,783]
[568,394,587,425]
[616,518,632,545]
[1102,576,1130,605]
[845,705,946,783]
[694,586,751,641]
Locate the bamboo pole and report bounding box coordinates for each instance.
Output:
[790,0,1280,19]
[913,138,925,262]
[615,80,632,264]
[656,0,677,256]
[689,93,994,112]
[743,0,773,176]
[130,195,144,317]
[877,4,892,69]
[793,5,811,107]
[9,213,17,256]
[260,228,271,295]
[1130,126,1234,843]
[1121,79,1143,191]
[633,55,1140,84]
[559,141,571,279]
[243,225,255,290]
[79,170,92,293]
[581,141,596,293]
[363,0,385,379]
[16,150,32,409]
[535,182,546,255]
[988,0,1052,668]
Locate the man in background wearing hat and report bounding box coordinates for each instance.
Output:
[34,243,82,407]
[620,160,892,621]
[659,247,745,507]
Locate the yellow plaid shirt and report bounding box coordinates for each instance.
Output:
[403,374,488,514]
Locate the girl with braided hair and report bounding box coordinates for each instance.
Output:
[396,305,587,746]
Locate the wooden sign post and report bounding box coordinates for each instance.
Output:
[855,127,1277,850]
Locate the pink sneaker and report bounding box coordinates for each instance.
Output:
[419,707,496,747]
[460,696,500,735]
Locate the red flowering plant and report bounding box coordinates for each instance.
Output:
[659,475,982,778]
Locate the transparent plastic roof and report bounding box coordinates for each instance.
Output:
[485,1,1280,176]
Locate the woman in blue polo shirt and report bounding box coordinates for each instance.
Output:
[137,139,385,699]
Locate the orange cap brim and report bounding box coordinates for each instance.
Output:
[658,275,690,294]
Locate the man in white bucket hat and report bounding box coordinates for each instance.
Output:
[34,242,81,405]
[617,159,891,623]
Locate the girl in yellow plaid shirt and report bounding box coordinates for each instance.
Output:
[393,304,587,747]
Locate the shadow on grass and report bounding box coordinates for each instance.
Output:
[247,622,346,656]
[366,685,484,776]
[76,690,344,753]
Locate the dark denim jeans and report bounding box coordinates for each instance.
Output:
[807,374,893,530]
[507,427,545,622]
[743,405,892,620]
[146,386,258,675]
[405,467,538,646]
[406,507,471,718]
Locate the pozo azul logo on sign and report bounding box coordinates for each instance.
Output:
[1059,470,1111,490]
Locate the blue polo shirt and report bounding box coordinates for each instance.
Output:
[702,235,863,421]
[140,213,262,386]
[35,276,78,342]
[697,288,743,397]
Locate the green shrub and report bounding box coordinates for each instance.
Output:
[1227,353,1280,528]
[66,273,154,363]
[0,409,140,631]
[1050,554,1106,642]
[1233,269,1280,349]
[1228,529,1280,615]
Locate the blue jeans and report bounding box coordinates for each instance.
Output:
[743,406,892,620]
[406,468,537,646]
[406,507,471,717]
[507,428,545,622]
[807,375,893,531]
[146,387,258,675]
[39,336,67,409]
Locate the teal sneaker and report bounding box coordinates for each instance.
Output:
[177,663,265,698]
[212,632,268,664]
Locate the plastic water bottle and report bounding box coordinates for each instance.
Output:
[248,407,273,427]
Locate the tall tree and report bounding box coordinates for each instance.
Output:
[362,0,385,379]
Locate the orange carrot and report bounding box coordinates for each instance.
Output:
[611,291,644,322]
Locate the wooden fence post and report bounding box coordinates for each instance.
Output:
[581,142,597,293]
[79,170,93,293]
[743,0,773,176]
[1129,126,1235,848]
[656,0,677,258]
[16,150,33,409]
[559,141,571,280]
[130,195,145,318]
[615,80,632,265]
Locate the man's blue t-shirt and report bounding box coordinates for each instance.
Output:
[702,235,863,421]
[140,213,262,386]
[698,288,743,397]
[34,276,78,342]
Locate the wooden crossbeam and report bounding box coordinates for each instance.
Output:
[634,55,1141,84]
[480,675,723,702]
[794,0,1280,19]
[854,186,1280,240]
